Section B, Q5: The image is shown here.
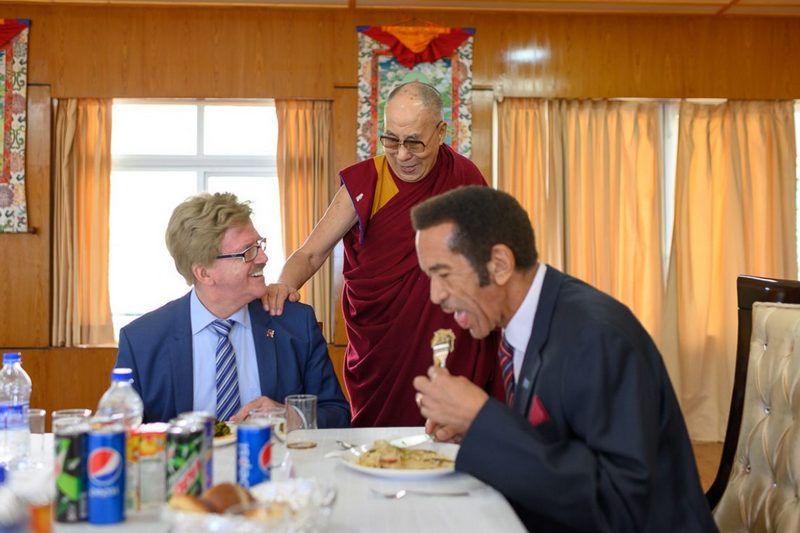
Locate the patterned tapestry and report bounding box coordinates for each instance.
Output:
[0,19,30,233]
[356,24,474,161]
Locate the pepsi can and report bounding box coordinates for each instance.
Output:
[87,423,126,524]
[236,419,271,488]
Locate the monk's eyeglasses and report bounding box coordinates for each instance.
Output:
[379,121,444,154]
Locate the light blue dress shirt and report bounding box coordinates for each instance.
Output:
[190,289,262,416]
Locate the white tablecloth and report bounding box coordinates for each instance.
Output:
[29,428,525,532]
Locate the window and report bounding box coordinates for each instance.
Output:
[109,101,284,340]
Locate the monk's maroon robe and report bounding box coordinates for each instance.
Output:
[340,144,503,427]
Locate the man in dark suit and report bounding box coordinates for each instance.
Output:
[116,192,350,427]
[411,186,716,532]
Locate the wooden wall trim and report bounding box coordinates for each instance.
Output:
[0,5,794,99]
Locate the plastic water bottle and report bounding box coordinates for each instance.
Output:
[0,464,28,532]
[0,353,32,466]
[95,368,143,429]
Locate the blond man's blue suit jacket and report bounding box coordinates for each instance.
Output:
[116,293,350,428]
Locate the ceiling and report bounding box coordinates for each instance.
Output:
[12,0,800,16]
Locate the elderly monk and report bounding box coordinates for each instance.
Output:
[264,81,503,426]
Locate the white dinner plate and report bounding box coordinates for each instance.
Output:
[339,441,458,479]
[213,422,237,447]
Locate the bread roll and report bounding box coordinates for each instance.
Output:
[202,482,255,513]
[168,494,215,514]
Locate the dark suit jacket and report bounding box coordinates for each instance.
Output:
[116,293,350,428]
[457,267,717,532]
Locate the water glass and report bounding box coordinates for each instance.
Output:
[51,408,92,428]
[285,394,317,450]
[248,406,287,443]
[27,408,46,454]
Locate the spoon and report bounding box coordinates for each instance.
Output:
[337,440,357,450]
[370,488,470,499]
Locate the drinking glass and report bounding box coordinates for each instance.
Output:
[52,408,92,429]
[284,395,317,450]
[27,408,46,455]
[248,406,287,443]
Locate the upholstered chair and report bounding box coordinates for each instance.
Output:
[712,301,800,532]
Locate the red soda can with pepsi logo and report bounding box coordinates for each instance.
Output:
[87,423,126,524]
[236,419,271,488]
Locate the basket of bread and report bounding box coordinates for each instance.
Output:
[165,479,336,532]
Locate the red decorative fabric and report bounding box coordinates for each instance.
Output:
[0,19,27,48]
[340,145,504,427]
[528,395,551,427]
[362,26,472,69]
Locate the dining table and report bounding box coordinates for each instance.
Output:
[25,426,526,532]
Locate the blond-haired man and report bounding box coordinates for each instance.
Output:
[116,192,350,426]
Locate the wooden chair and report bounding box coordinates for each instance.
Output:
[706,275,800,528]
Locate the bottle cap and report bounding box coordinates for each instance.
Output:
[111,368,133,382]
[2,352,21,364]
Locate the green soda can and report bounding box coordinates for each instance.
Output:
[54,417,90,522]
[177,411,214,492]
[166,418,204,498]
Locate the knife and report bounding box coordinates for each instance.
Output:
[389,433,434,448]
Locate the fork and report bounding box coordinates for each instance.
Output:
[370,488,470,499]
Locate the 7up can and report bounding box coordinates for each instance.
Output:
[54,417,90,522]
[178,411,214,491]
[166,417,204,498]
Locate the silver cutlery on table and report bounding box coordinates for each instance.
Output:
[370,488,470,499]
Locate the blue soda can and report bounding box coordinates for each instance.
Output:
[236,419,271,488]
[178,411,214,491]
[87,423,126,524]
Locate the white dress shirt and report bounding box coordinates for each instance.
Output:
[503,264,547,381]
[189,289,262,414]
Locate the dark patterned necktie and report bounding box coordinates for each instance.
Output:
[498,334,515,406]
[211,319,241,421]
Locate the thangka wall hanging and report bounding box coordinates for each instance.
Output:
[356,24,474,161]
[0,19,30,233]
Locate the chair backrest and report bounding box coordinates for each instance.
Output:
[707,276,800,508]
[707,275,800,529]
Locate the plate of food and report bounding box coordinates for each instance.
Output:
[339,439,458,479]
[213,420,237,447]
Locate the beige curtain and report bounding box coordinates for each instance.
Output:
[275,100,334,340]
[500,99,664,344]
[51,99,114,347]
[666,101,797,442]
[554,100,666,345]
[497,98,564,269]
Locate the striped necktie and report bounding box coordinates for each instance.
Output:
[498,334,515,406]
[211,319,241,421]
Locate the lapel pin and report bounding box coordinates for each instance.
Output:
[356,193,364,202]
[266,329,275,338]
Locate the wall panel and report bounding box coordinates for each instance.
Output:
[0,85,51,347]
[0,6,796,99]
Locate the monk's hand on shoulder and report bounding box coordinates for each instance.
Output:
[263,283,300,316]
[413,366,489,437]
[229,396,284,423]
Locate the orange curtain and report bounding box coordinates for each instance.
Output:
[275,100,333,339]
[498,98,665,345]
[666,100,797,441]
[497,98,564,270]
[52,99,114,346]
[554,100,665,344]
